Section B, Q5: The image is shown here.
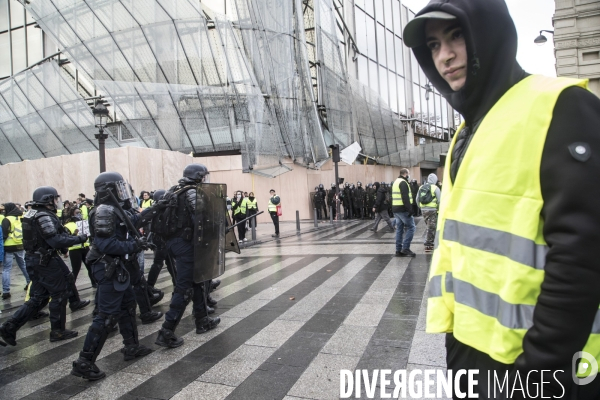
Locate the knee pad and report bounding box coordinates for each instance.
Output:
[174,287,193,304]
[98,312,120,329]
[125,301,137,317]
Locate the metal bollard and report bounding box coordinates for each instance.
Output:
[251,215,256,241]
[314,208,318,227]
[296,210,300,233]
[330,206,333,224]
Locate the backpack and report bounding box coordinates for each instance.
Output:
[418,183,434,205]
[150,185,195,240]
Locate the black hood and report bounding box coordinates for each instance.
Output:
[411,0,528,125]
[3,202,22,217]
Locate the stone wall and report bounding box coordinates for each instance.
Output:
[0,148,417,223]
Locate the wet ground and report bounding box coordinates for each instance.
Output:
[0,218,449,400]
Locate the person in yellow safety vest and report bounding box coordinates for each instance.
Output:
[79,201,89,221]
[140,191,154,210]
[416,173,441,253]
[246,192,259,231]
[391,169,417,258]
[231,191,249,243]
[403,0,600,398]
[268,189,280,238]
[64,208,95,288]
[1,202,30,299]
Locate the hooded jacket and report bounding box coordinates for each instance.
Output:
[418,173,441,210]
[411,0,600,394]
[2,202,24,252]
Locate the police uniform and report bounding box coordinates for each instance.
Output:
[72,172,155,381]
[155,164,220,349]
[0,187,88,346]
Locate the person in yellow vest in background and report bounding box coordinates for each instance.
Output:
[246,192,258,231]
[231,190,248,243]
[392,169,417,258]
[140,191,154,210]
[403,0,600,398]
[64,208,95,288]
[2,202,30,299]
[268,189,280,238]
[416,173,441,253]
[78,195,90,221]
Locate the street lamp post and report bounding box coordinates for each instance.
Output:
[93,102,109,173]
[534,30,554,45]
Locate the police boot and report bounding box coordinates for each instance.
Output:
[0,321,18,346]
[210,279,221,292]
[207,295,218,307]
[149,286,164,306]
[140,311,163,325]
[70,300,91,312]
[121,343,153,361]
[155,322,184,348]
[50,329,79,342]
[67,273,91,312]
[195,316,220,334]
[71,351,106,381]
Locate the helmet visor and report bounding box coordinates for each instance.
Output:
[54,195,64,210]
[114,180,133,202]
[203,174,210,184]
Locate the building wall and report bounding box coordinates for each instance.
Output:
[0,147,406,223]
[554,0,600,97]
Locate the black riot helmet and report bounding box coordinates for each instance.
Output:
[331,183,336,189]
[32,186,63,209]
[182,164,210,183]
[94,171,132,205]
[153,189,166,202]
[318,183,324,190]
[357,182,362,187]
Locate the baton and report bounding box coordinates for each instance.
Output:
[227,211,264,232]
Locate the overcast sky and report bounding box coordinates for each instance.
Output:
[400,0,557,77]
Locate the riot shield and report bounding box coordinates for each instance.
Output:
[225,213,240,254]
[193,183,238,284]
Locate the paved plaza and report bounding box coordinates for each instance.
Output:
[0,219,450,400]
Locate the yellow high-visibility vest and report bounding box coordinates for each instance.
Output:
[246,198,258,210]
[391,178,412,207]
[268,196,280,212]
[141,199,154,209]
[80,204,89,220]
[4,215,23,246]
[233,198,248,215]
[426,75,598,371]
[64,221,89,250]
[418,184,438,208]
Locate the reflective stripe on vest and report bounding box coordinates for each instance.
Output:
[5,215,23,246]
[426,75,598,366]
[391,178,412,207]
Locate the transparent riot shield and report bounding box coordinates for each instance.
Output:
[193,183,237,284]
[225,213,240,254]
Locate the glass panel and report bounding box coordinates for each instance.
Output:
[358,55,369,86]
[355,0,365,9]
[26,9,35,25]
[388,71,397,112]
[379,65,388,105]
[11,27,26,72]
[375,0,384,24]
[413,83,421,117]
[0,0,8,31]
[376,23,385,67]
[384,0,393,30]
[355,7,367,55]
[201,0,226,15]
[410,51,420,85]
[419,65,427,85]
[10,0,23,28]
[0,32,10,77]
[397,76,406,114]
[386,30,394,72]
[364,0,374,16]
[393,0,401,37]
[27,25,42,67]
[395,36,404,76]
[366,16,376,60]
[441,98,448,128]
[369,60,378,94]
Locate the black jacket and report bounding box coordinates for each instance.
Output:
[373,185,388,213]
[413,0,600,395]
[2,202,24,252]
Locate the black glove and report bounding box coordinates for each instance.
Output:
[135,236,155,251]
[77,234,88,244]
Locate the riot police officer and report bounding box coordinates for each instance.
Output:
[342,183,352,219]
[155,164,220,348]
[355,182,365,219]
[327,183,337,220]
[0,186,88,346]
[146,190,177,289]
[315,184,327,221]
[71,172,156,380]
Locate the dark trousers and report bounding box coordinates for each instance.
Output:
[83,263,136,351]
[328,203,336,220]
[234,213,246,240]
[164,238,207,329]
[247,209,258,229]
[69,247,94,285]
[446,333,598,399]
[270,211,279,234]
[11,256,68,332]
[148,247,176,287]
